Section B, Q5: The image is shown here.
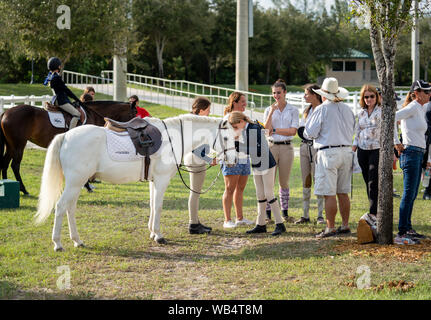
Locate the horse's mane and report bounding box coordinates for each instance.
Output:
[84,100,129,107]
[160,114,222,126]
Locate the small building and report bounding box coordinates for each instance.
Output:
[322,49,378,87]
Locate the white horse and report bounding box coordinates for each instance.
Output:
[34,114,238,251]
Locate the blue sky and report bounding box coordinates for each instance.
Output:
[257,0,335,11]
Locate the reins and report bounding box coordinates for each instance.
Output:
[161,118,228,195]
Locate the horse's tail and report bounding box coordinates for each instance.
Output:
[35,133,66,225]
[0,113,6,164]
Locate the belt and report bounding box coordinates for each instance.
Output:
[318,145,350,151]
[270,140,291,145]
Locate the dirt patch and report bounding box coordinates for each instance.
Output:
[333,239,431,262]
[213,237,251,251]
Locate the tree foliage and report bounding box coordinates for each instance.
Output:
[0,0,430,85]
[0,0,129,67]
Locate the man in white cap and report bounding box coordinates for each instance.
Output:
[304,77,355,238]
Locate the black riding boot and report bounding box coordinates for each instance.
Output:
[272,223,286,236]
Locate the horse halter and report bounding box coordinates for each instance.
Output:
[161,118,236,194]
[212,120,237,165]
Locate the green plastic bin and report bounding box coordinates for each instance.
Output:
[0,179,20,209]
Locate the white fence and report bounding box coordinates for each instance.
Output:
[97,70,407,114]
[0,95,52,113]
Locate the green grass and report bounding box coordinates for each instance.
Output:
[1,103,431,300]
[1,84,430,300]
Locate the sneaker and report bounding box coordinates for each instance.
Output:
[223,220,237,229]
[394,234,420,245]
[235,218,254,226]
[361,213,377,227]
[189,223,211,235]
[315,228,337,239]
[336,226,351,235]
[284,216,296,223]
[316,217,326,225]
[406,229,426,239]
[294,217,310,224]
[423,193,431,200]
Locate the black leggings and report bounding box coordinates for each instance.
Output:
[357,148,379,215]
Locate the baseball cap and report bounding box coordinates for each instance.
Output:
[410,80,431,92]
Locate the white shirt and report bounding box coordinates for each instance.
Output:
[304,99,355,149]
[353,106,382,150]
[263,103,299,142]
[394,100,427,149]
[299,105,317,127]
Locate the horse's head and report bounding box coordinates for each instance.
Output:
[214,120,237,167]
[129,100,138,119]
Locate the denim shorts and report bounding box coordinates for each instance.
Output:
[221,158,251,176]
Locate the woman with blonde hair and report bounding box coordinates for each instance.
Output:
[352,84,382,225]
[220,92,253,228]
[228,111,286,236]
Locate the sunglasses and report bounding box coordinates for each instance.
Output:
[364,95,376,99]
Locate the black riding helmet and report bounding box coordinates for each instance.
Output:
[47,57,62,71]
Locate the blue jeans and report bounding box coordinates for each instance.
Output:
[398,146,426,234]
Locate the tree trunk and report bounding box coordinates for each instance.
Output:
[155,35,166,78]
[265,60,271,84]
[369,22,397,245]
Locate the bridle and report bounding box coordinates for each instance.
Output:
[161,118,236,194]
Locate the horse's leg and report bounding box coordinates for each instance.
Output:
[1,151,11,180]
[52,185,82,251]
[148,181,156,240]
[151,177,170,244]
[84,181,95,192]
[65,188,85,248]
[10,147,29,195]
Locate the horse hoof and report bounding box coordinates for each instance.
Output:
[150,233,155,240]
[156,238,167,245]
[54,247,65,252]
[74,242,86,248]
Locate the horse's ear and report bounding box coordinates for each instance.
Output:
[222,120,228,128]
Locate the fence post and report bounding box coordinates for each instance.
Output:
[0,98,4,113]
[353,93,358,115]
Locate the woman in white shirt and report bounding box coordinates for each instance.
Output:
[264,79,299,223]
[394,80,431,242]
[295,84,325,225]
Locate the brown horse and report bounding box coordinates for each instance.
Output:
[0,100,137,195]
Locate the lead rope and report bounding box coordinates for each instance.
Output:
[161,119,223,195]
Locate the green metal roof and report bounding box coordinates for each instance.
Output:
[332,49,371,59]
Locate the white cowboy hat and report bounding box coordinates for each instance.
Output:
[313,77,349,101]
